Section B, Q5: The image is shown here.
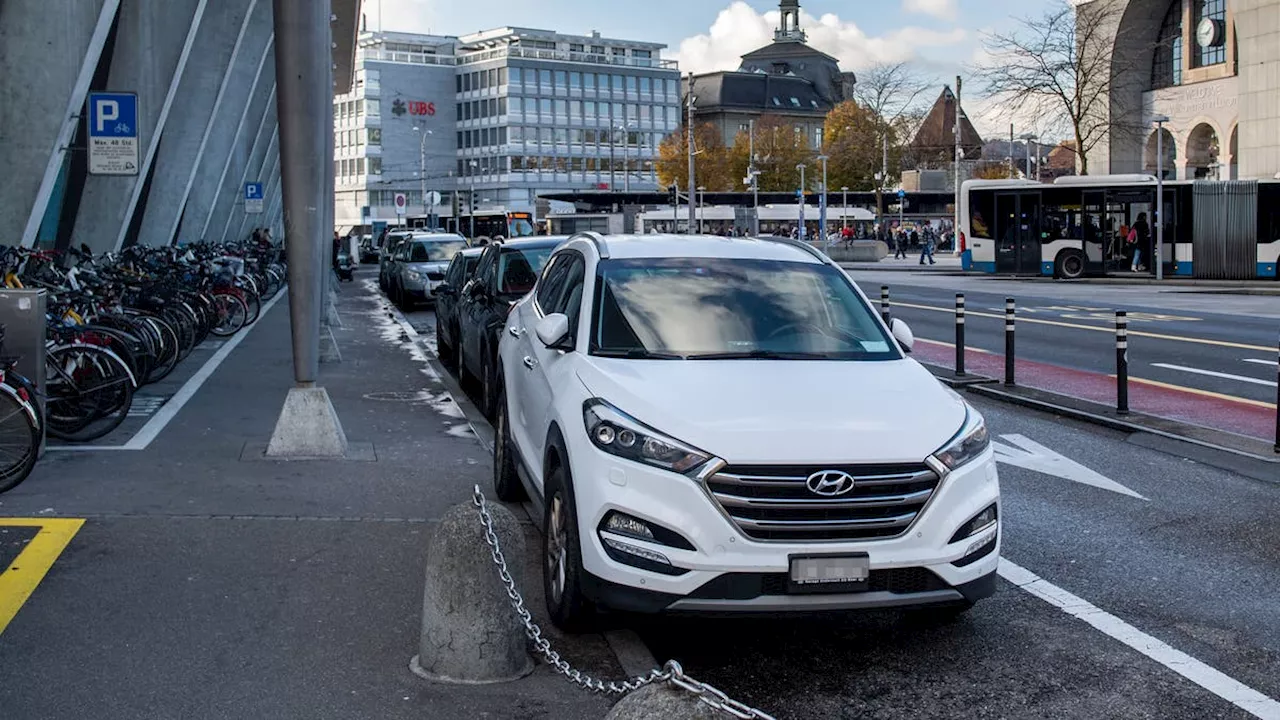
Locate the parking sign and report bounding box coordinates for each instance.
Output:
[87,92,139,175]
[245,183,264,214]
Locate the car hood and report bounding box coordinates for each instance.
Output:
[574,358,967,465]
[403,261,449,273]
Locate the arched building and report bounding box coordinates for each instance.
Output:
[1085,0,1279,181]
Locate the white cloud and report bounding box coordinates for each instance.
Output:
[671,1,966,75]
[902,0,958,22]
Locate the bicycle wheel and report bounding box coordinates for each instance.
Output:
[141,316,180,384]
[241,289,261,325]
[209,292,247,336]
[45,343,135,442]
[0,383,39,494]
[163,306,197,361]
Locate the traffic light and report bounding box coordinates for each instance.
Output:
[668,184,678,206]
[471,190,480,214]
[452,191,462,217]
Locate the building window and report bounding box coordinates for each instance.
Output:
[611,47,625,56]
[539,69,552,90]
[611,74,623,91]
[626,76,637,92]
[356,158,365,175]
[639,76,651,95]
[570,72,582,88]
[555,99,567,117]
[366,99,380,117]
[367,127,381,146]
[511,126,524,143]
[585,73,596,91]
[814,127,823,148]
[498,97,507,115]
[463,74,472,92]
[487,68,497,87]
[368,157,382,175]
[555,70,567,90]
[540,98,552,116]
[498,67,507,86]
[570,43,584,53]
[1193,0,1227,68]
[364,69,380,95]
[1152,2,1184,90]
[510,67,522,85]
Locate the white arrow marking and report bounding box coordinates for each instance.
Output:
[992,434,1148,500]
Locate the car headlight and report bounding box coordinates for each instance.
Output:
[406,270,426,282]
[583,399,710,474]
[933,408,990,471]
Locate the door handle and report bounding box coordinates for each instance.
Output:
[508,325,522,338]
[522,356,538,370]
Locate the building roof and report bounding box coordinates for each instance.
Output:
[910,85,985,158]
[740,40,838,65]
[688,71,831,115]
[458,27,667,51]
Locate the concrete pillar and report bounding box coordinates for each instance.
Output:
[222,88,278,245]
[0,0,114,247]
[203,45,276,246]
[134,0,258,247]
[68,0,207,255]
[1235,0,1280,179]
[177,0,274,244]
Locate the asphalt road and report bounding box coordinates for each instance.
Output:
[402,296,1280,720]
[851,271,1280,405]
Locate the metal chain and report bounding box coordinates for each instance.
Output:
[470,485,776,720]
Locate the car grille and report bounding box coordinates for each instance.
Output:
[704,463,941,542]
[427,271,445,281]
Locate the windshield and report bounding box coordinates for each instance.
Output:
[498,247,555,295]
[410,240,466,263]
[508,217,536,237]
[590,258,900,360]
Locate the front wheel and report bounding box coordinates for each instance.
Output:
[543,464,595,631]
[493,387,527,502]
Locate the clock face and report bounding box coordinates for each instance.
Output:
[1197,17,1222,48]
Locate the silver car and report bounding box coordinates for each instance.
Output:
[387,234,469,310]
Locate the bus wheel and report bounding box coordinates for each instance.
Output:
[1057,250,1085,280]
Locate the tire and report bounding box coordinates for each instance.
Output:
[435,315,455,367]
[493,386,527,502]
[209,293,248,336]
[543,462,595,631]
[1056,250,1085,280]
[241,289,262,325]
[142,316,180,384]
[0,386,40,494]
[480,348,497,421]
[45,344,135,443]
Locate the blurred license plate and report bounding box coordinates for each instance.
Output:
[789,554,870,586]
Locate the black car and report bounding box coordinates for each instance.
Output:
[457,237,564,418]
[433,247,484,368]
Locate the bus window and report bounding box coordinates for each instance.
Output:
[969,190,994,238]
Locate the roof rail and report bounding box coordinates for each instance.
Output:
[570,231,610,259]
[757,235,830,264]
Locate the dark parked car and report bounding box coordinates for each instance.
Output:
[378,232,413,292]
[433,247,485,368]
[457,237,564,418]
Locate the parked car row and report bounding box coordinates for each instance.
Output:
[403,231,1002,633]
[377,230,469,310]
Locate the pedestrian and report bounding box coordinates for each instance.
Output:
[331,231,341,271]
[919,232,936,265]
[1130,212,1150,272]
[894,231,908,259]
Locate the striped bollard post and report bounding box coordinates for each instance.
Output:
[955,293,966,376]
[1116,311,1129,415]
[880,286,890,325]
[1004,298,1015,387]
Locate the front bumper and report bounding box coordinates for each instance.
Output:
[401,277,444,299]
[569,437,1001,614]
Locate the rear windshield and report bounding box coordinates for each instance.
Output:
[590,257,899,360]
[410,241,466,263]
[498,247,555,295]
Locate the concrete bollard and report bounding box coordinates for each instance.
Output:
[605,683,725,720]
[410,501,534,684]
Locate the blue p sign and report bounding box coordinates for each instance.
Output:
[245,183,263,200]
[87,93,138,138]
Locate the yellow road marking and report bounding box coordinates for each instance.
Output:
[0,518,84,635]
[1125,376,1277,409]
[889,301,1274,352]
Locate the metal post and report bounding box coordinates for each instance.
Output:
[1274,332,1279,453]
[1009,124,1015,177]
[673,180,679,232]
[955,293,966,376]
[418,130,427,217]
[1155,117,1166,281]
[1004,298,1016,386]
[797,164,806,241]
[818,155,828,245]
[609,130,616,191]
[686,72,696,230]
[842,187,849,230]
[954,76,961,255]
[469,179,476,239]
[621,124,630,194]
[272,0,331,385]
[1116,311,1129,414]
[880,285,890,324]
[749,119,759,237]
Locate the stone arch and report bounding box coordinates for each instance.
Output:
[1185,122,1222,179]
[1109,0,1182,173]
[1144,127,1177,179]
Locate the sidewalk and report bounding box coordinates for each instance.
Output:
[912,339,1278,455]
[842,255,964,273]
[0,271,617,719]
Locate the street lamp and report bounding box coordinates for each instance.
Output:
[1019,133,1038,180]
[412,126,433,227]
[796,163,807,240]
[816,154,829,244]
[841,186,849,231]
[467,158,478,239]
[1152,114,1169,281]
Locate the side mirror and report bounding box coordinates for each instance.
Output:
[467,282,485,300]
[431,283,449,296]
[535,313,572,350]
[890,318,915,354]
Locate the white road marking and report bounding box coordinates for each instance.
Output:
[1243,358,1278,368]
[1151,363,1277,388]
[999,558,1280,720]
[993,434,1148,500]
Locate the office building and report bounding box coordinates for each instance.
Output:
[334,27,681,233]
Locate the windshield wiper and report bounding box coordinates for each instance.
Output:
[593,348,685,359]
[684,350,846,360]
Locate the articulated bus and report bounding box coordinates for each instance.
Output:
[959,175,1280,280]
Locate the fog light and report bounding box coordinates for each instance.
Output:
[605,512,654,541]
[952,529,998,568]
[949,504,998,543]
[603,537,671,566]
[965,532,996,558]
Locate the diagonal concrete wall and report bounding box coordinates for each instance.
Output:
[0,0,113,246]
[204,44,277,247]
[134,0,257,247]
[176,0,273,244]
[227,107,280,246]
[68,0,207,255]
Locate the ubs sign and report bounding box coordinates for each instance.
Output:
[392,99,436,117]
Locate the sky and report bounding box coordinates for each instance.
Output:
[365,0,1068,137]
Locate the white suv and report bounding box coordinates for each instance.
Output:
[494,233,999,629]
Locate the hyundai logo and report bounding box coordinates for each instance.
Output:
[806,470,857,497]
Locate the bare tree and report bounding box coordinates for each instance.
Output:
[850,62,934,189]
[972,0,1124,175]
